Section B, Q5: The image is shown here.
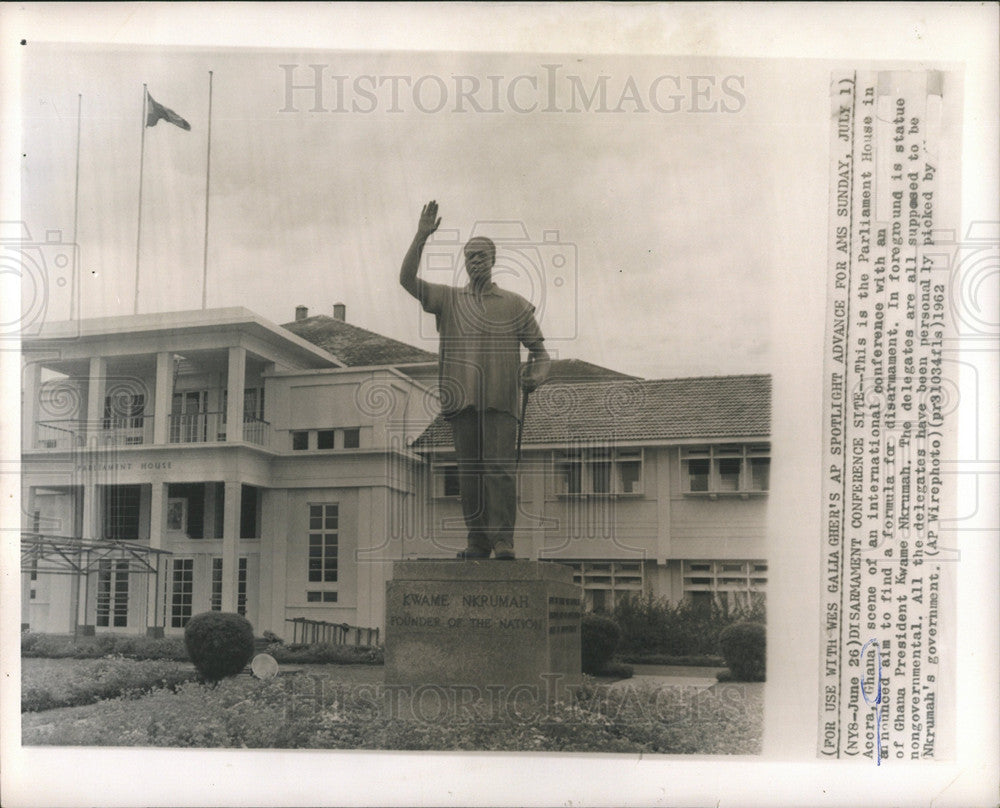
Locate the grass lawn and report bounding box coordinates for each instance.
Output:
[21,660,762,754]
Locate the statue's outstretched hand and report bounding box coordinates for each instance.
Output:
[417,200,441,238]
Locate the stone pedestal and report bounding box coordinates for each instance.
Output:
[385,560,582,703]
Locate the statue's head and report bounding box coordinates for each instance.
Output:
[464,237,495,284]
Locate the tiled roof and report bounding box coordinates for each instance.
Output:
[413,374,771,449]
[282,315,437,367]
[544,358,639,384]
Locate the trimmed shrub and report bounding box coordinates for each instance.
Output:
[581,613,620,675]
[718,621,766,682]
[183,612,255,683]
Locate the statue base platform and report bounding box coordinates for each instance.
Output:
[384,560,582,704]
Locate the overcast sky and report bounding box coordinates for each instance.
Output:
[22,45,829,379]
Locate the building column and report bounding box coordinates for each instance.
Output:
[81,480,100,540]
[226,347,246,443]
[260,489,288,637]
[85,357,107,444]
[221,480,241,612]
[146,482,166,633]
[153,352,172,445]
[22,361,41,449]
[656,449,672,567]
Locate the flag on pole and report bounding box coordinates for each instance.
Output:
[145,91,191,130]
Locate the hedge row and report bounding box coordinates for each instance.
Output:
[616,653,726,667]
[265,643,384,665]
[21,632,190,661]
[21,631,384,666]
[611,592,766,658]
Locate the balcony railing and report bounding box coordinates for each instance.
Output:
[32,413,270,449]
[169,412,270,447]
[35,421,84,450]
[99,416,155,447]
[241,415,270,447]
[169,411,222,444]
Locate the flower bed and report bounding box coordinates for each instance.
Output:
[22,670,762,754]
[21,657,199,712]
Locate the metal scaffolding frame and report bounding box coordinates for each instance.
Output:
[21,532,173,638]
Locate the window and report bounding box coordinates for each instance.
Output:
[97,559,129,627]
[222,388,265,423]
[244,388,265,421]
[170,559,194,628]
[548,560,643,613]
[211,558,222,611]
[212,557,248,616]
[308,504,338,585]
[103,392,145,431]
[170,390,207,443]
[554,448,644,496]
[681,444,770,495]
[102,485,141,540]
[238,557,248,616]
[240,485,260,539]
[682,560,768,609]
[307,591,338,603]
[167,484,205,538]
[433,464,461,497]
[166,498,187,532]
[305,428,360,450]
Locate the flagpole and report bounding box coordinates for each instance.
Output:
[71,93,82,321]
[201,70,213,310]
[134,85,148,315]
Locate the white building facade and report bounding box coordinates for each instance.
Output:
[21,307,769,638]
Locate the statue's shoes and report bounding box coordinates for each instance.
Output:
[494,551,516,560]
[456,548,491,560]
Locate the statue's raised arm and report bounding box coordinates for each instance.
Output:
[399,200,441,299]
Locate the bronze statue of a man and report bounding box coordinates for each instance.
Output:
[400,201,551,559]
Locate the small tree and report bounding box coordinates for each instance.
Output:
[718,621,766,681]
[581,613,621,674]
[184,611,255,683]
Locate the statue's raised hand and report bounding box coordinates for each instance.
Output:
[417,200,441,238]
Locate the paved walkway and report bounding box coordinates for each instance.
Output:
[607,664,725,692]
